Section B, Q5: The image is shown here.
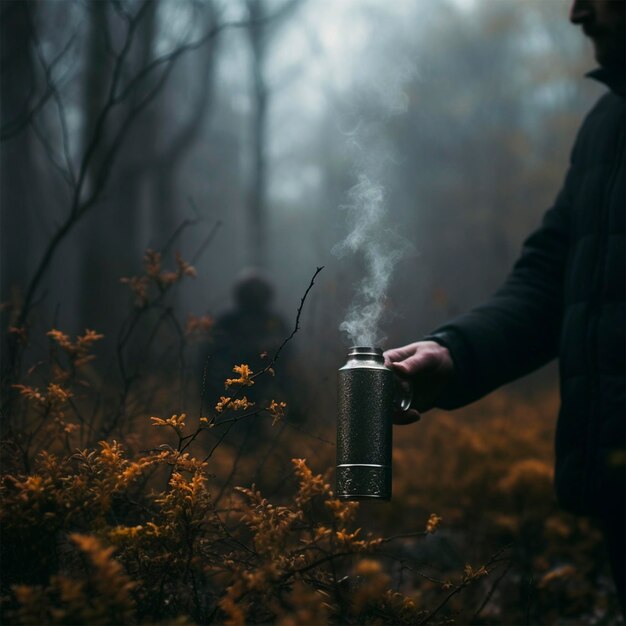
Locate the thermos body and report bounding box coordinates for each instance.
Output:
[336,347,397,500]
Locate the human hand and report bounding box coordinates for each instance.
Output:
[384,341,454,424]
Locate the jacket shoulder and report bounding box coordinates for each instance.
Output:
[572,92,624,164]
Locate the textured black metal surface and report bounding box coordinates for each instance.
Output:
[336,366,393,500]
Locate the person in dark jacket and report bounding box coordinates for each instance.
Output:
[385,0,625,611]
[200,270,301,450]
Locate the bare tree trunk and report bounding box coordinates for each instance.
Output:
[78,0,159,333]
[243,0,302,268]
[0,1,37,325]
[117,0,158,248]
[245,0,269,269]
[151,0,219,250]
[78,0,114,332]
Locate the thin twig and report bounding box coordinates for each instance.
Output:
[282,420,335,446]
[214,427,252,506]
[191,220,223,265]
[29,119,73,186]
[417,545,510,626]
[160,219,198,257]
[31,22,77,184]
[379,530,429,544]
[471,560,511,624]
[253,266,324,379]
[0,25,78,142]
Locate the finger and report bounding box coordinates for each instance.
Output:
[384,344,418,365]
[393,408,421,425]
[389,360,412,376]
[389,354,428,377]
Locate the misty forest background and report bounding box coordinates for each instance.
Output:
[1,1,622,625]
[2,0,604,366]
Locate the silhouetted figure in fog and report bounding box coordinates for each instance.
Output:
[213,271,287,362]
[385,0,624,613]
[202,271,297,449]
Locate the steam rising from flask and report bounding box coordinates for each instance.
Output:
[333,57,414,347]
[333,56,415,501]
[333,175,411,347]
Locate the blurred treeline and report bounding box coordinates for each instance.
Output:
[1,0,605,426]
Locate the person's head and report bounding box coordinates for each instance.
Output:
[233,269,274,314]
[570,0,625,69]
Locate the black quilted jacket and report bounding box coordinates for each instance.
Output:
[430,68,625,516]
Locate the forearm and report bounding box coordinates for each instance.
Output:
[426,297,560,410]
[426,203,569,409]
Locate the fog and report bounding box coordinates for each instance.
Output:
[1,0,603,407]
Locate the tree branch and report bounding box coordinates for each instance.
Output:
[253,265,324,379]
[0,24,78,142]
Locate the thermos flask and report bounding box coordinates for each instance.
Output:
[336,346,412,500]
